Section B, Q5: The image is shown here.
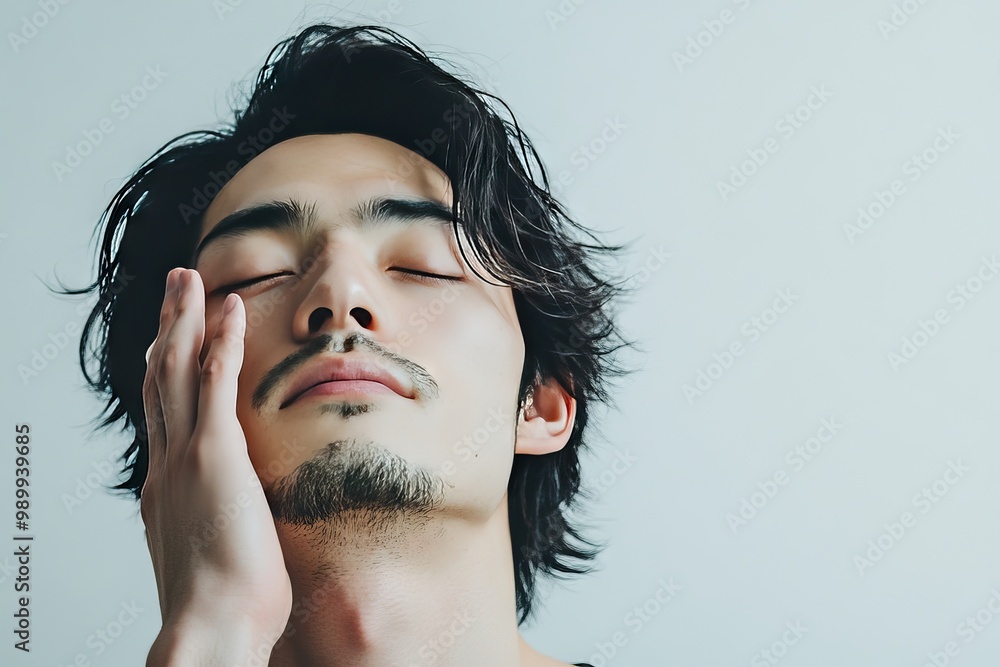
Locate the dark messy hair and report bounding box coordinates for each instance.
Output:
[59,23,637,625]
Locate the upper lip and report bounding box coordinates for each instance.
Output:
[279,356,415,409]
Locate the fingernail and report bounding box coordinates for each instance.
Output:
[223,293,237,315]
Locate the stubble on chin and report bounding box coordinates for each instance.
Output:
[264,436,448,531]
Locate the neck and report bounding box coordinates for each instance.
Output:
[266,495,545,667]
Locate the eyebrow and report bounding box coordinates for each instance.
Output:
[191,195,457,264]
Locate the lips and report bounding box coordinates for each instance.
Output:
[279,356,414,409]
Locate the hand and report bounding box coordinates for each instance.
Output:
[140,267,292,661]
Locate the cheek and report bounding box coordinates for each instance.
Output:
[419,290,524,392]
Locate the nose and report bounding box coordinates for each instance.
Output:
[291,235,383,341]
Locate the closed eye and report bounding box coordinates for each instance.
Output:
[210,271,294,295]
[389,268,464,283]
[211,268,462,295]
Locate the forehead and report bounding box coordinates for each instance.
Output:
[199,133,454,246]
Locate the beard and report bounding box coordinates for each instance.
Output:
[263,436,448,529]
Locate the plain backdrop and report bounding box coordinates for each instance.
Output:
[3,0,1000,665]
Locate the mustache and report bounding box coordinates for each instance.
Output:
[250,331,439,411]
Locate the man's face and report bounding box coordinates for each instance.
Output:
[193,133,525,521]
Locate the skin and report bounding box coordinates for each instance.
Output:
[141,133,579,666]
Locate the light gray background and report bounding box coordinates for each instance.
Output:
[3,0,1000,665]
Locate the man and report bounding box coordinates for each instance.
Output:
[69,23,631,666]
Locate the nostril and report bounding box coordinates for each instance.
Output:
[307,306,373,332]
[350,306,372,328]
[308,307,332,333]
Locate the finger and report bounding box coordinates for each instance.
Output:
[142,268,182,481]
[196,291,246,446]
[156,268,206,455]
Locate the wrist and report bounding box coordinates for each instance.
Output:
[147,612,280,667]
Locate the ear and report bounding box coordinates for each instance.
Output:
[514,377,577,456]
